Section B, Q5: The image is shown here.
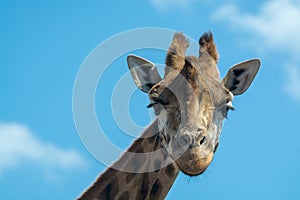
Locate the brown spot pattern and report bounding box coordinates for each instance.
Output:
[97,178,119,200]
[119,191,129,200]
[165,164,175,178]
[135,174,149,200]
[150,179,163,199]
[125,173,135,184]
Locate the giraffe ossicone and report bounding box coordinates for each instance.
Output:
[78,32,260,200]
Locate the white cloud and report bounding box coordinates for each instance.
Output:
[211,0,300,102]
[0,123,86,176]
[150,0,197,11]
[285,65,300,101]
[211,0,300,53]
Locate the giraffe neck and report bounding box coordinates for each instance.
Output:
[78,119,180,200]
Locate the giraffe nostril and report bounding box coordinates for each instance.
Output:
[199,136,206,145]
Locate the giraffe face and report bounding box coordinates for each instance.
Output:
[127,32,260,176]
[148,57,234,176]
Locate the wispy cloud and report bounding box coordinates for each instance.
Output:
[211,0,300,54]
[211,0,300,102]
[150,0,197,11]
[0,123,87,177]
[284,64,300,101]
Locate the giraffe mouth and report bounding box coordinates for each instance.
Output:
[175,147,214,176]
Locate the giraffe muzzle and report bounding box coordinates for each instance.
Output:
[171,130,214,176]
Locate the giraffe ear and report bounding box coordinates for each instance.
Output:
[223,59,260,95]
[127,54,162,93]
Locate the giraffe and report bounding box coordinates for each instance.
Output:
[78,32,260,200]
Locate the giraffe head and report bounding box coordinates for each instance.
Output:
[127,32,260,176]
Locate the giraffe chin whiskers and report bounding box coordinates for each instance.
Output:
[169,134,215,176]
[175,149,214,176]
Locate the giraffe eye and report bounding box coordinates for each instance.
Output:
[222,102,235,118]
[146,102,158,108]
[148,88,163,108]
[222,107,230,118]
[147,97,168,108]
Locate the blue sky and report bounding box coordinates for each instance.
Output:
[1,0,300,199]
